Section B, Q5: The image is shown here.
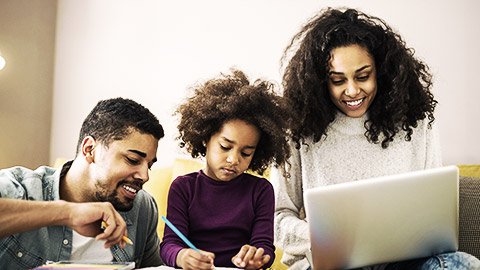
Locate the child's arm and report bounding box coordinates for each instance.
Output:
[160,176,217,270]
[160,177,208,267]
[237,179,276,269]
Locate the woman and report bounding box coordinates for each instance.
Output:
[274,7,480,270]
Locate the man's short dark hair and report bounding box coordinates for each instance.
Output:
[76,97,164,155]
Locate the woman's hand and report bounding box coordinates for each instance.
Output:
[232,244,270,269]
[176,248,215,270]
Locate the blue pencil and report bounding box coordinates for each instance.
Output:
[161,215,204,255]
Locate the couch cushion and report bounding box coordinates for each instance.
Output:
[143,166,173,238]
[458,175,480,259]
[144,158,204,238]
[458,164,480,178]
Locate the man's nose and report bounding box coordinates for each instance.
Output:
[134,164,150,183]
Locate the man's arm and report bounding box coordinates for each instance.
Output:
[0,198,127,248]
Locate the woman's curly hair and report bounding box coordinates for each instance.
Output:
[175,69,291,175]
[282,7,437,148]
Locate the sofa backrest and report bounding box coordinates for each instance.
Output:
[458,175,480,259]
[143,158,204,238]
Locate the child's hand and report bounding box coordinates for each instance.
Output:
[176,248,215,270]
[231,244,270,269]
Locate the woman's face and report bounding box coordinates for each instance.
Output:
[327,44,377,118]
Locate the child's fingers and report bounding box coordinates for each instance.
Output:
[259,254,270,266]
[244,254,270,270]
[237,245,250,259]
[181,249,215,270]
[251,247,265,263]
[240,246,260,268]
[185,258,213,270]
[245,249,270,270]
[232,245,250,267]
[233,245,271,269]
[198,249,215,264]
[232,255,242,268]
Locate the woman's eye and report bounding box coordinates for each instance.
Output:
[357,75,369,81]
[330,78,344,85]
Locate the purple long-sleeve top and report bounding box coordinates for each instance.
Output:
[160,170,275,268]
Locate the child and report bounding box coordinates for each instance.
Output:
[160,69,291,270]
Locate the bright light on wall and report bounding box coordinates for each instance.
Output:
[0,55,5,71]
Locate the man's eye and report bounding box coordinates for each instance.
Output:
[126,157,140,165]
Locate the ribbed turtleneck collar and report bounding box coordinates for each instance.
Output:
[198,169,243,185]
[328,110,369,135]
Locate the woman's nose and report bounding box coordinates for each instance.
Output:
[345,81,360,97]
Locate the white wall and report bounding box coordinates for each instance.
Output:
[51,0,480,168]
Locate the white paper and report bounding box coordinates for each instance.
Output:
[139,267,239,270]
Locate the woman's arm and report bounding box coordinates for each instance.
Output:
[272,145,311,256]
[424,120,442,169]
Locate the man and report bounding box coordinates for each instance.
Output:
[0,98,165,269]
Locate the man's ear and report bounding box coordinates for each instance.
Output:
[81,136,96,164]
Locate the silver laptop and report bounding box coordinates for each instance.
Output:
[304,166,459,270]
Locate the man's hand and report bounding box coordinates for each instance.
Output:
[176,248,215,270]
[66,201,127,248]
[232,245,270,269]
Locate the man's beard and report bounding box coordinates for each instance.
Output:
[94,181,135,212]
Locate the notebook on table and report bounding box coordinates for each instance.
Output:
[304,165,459,270]
[31,261,134,269]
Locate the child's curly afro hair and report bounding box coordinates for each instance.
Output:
[175,69,291,175]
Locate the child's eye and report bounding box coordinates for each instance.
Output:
[220,145,231,151]
[241,152,253,157]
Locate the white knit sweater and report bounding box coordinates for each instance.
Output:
[272,112,442,270]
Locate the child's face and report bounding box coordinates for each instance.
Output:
[327,44,377,118]
[203,119,261,182]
